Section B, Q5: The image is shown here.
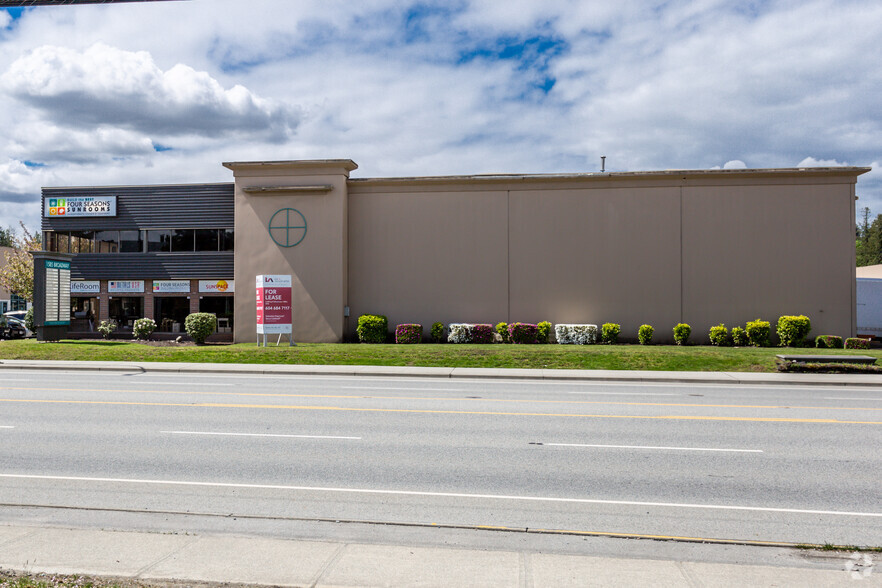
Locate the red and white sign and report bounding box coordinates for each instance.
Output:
[256,274,292,334]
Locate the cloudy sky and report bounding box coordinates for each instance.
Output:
[0,0,879,232]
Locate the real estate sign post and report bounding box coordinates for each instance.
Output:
[255,274,293,346]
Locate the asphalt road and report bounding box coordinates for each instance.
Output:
[0,370,880,549]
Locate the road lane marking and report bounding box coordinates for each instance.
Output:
[1,473,880,518]
[535,443,762,453]
[0,398,880,424]
[824,397,882,401]
[343,387,678,397]
[1,386,880,412]
[160,431,361,440]
[0,426,13,429]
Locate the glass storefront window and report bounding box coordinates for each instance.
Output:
[119,230,143,253]
[108,297,142,329]
[70,297,99,332]
[70,230,94,253]
[199,296,234,333]
[56,232,70,253]
[154,297,190,332]
[220,229,234,252]
[195,229,218,251]
[171,229,194,252]
[96,231,119,253]
[147,230,171,252]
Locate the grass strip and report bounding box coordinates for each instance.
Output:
[2,339,881,372]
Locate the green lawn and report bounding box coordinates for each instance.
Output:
[2,338,880,372]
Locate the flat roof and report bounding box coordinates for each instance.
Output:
[349,166,872,185]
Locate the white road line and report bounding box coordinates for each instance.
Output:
[561,391,679,396]
[340,386,464,392]
[540,443,762,453]
[0,426,14,429]
[0,473,878,518]
[160,431,361,440]
[824,397,882,401]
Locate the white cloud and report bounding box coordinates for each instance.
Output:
[797,157,848,168]
[0,0,880,227]
[723,160,747,169]
[2,43,300,141]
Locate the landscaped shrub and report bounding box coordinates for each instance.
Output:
[24,308,34,332]
[554,324,598,345]
[601,323,620,344]
[673,323,691,345]
[746,319,771,347]
[185,312,217,344]
[537,321,552,344]
[395,323,422,344]
[357,314,388,343]
[447,323,494,344]
[97,319,118,339]
[777,315,812,347]
[508,322,539,344]
[845,337,871,350]
[638,324,654,345]
[448,323,471,343]
[471,324,494,344]
[431,322,444,343]
[133,317,156,340]
[731,327,748,346]
[495,322,510,343]
[709,324,732,346]
[815,335,844,349]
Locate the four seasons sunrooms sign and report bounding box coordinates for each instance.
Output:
[44,196,116,217]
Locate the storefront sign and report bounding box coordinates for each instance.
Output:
[199,279,234,293]
[44,196,116,217]
[256,274,292,334]
[44,259,71,326]
[153,280,190,293]
[108,280,144,293]
[70,281,100,294]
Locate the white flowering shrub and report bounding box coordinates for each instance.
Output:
[555,324,598,345]
[133,317,157,340]
[448,323,471,344]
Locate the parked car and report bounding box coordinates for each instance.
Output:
[3,311,33,338]
[0,316,26,339]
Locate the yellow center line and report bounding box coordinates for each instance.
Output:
[1,386,880,412]
[0,397,879,424]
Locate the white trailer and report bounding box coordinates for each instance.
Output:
[856,278,882,339]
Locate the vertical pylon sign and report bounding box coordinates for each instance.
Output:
[255,274,294,346]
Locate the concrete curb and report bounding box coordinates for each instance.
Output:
[1,358,881,387]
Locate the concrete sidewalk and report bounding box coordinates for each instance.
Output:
[0,523,877,587]
[1,358,882,387]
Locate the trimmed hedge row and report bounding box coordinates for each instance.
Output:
[356,313,868,348]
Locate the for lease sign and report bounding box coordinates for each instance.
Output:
[256,274,292,334]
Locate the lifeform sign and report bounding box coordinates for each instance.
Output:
[256,274,292,335]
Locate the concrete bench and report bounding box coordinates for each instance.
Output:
[776,354,877,365]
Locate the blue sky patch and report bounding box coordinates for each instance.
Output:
[153,143,173,152]
[23,160,45,168]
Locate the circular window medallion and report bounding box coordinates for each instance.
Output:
[268,208,307,247]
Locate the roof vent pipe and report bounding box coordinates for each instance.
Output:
[601,156,606,173]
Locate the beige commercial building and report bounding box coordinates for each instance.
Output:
[225,161,868,344]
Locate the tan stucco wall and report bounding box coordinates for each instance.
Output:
[228,162,864,344]
[681,178,856,340]
[346,170,862,343]
[227,160,356,343]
